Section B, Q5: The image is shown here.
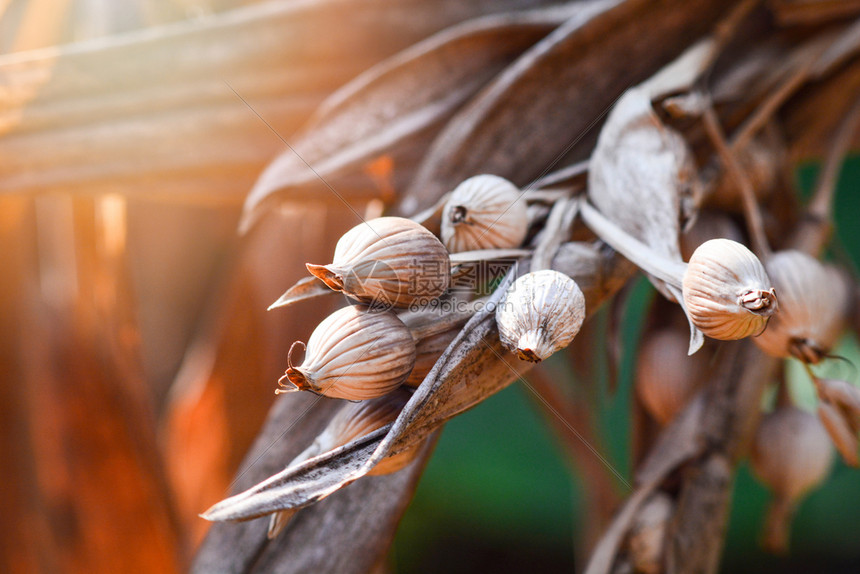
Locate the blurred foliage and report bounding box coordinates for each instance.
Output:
[392,156,860,573]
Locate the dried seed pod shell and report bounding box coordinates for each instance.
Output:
[323,388,411,444]
[280,306,416,400]
[751,406,833,501]
[682,238,777,340]
[368,444,421,475]
[307,217,450,308]
[635,327,707,426]
[441,175,528,253]
[319,389,419,476]
[754,251,851,364]
[404,328,458,387]
[496,270,585,362]
[269,388,417,536]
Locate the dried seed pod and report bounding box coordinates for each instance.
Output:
[404,328,458,387]
[496,270,585,362]
[581,202,777,354]
[751,406,833,553]
[682,238,778,341]
[753,250,851,364]
[307,217,450,308]
[440,174,528,253]
[635,327,707,426]
[752,406,833,500]
[304,388,420,476]
[278,306,416,400]
[626,492,673,574]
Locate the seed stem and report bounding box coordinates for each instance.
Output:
[579,200,686,288]
[701,104,772,258]
[791,96,860,256]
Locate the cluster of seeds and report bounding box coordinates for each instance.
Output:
[265,174,597,537]
[280,175,595,403]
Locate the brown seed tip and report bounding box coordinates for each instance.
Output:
[306,263,344,291]
[516,348,542,363]
[450,205,468,225]
[789,338,824,364]
[740,288,777,316]
[275,369,307,394]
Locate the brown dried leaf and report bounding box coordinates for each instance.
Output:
[268,276,334,311]
[239,5,574,231]
[0,0,539,201]
[401,0,731,214]
[768,0,860,26]
[587,86,697,299]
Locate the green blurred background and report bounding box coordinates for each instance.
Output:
[390,158,860,573]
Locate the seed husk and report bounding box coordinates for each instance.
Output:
[278,305,417,401]
[441,174,529,253]
[496,269,586,362]
[307,217,450,309]
[753,250,851,364]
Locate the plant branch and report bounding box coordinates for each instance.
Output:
[702,104,772,257]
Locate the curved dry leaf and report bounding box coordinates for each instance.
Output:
[2,0,544,201]
[448,248,532,263]
[770,0,860,27]
[401,0,731,215]
[202,426,392,521]
[203,241,635,523]
[240,5,576,231]
[531,198,579,270]
[588,86,697,300]
[530,159,589,190]
[268,276,334,310]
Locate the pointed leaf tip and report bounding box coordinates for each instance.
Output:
[268,276,334,310]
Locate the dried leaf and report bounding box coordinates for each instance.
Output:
[587,85,697,300]
[769,0,860,26]
[448,248,531,263]
[584,476,668,574]
[11,197,182,573]
[531,159,589,190]
[0,0,544,200]
[401,0,732,214]
[784,59,860,162]
[268,276,334,311]
[240,5,574,231]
